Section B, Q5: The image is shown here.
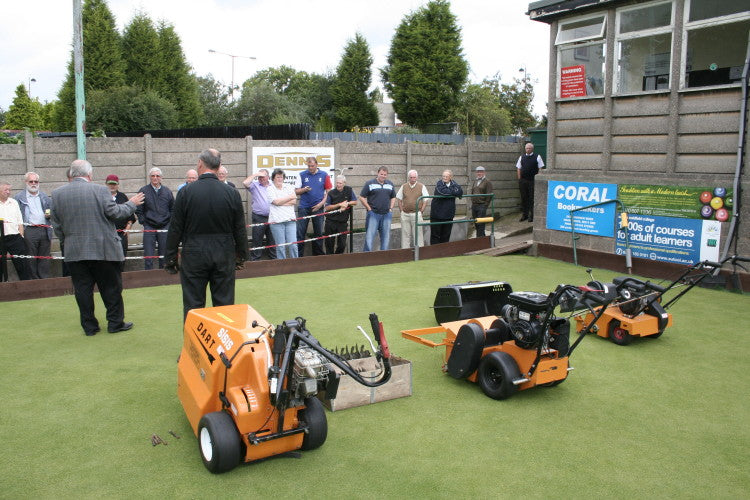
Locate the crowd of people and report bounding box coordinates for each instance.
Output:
[0,145,543,337]
[2,143,544,275]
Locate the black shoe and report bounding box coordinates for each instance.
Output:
[519,215,528,222]
[108,322,133,333]
[85,327,100,336]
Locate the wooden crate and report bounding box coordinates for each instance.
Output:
[317,355,412,411]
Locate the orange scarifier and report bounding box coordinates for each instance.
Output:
[178,305,391,473]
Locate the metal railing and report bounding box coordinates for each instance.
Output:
[569,199,632,274]
[413,193,495,261]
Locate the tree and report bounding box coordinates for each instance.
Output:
[0,106,6,128]
[234,82,306,126]
[244,66,334,125]
[122,13,162,92]
[5,85,44,130]
[485,74,536,135]
[52,0,126,131]
[86,86,177,132]
[451,83,511,136]
[330,33,379,131]
[196,75,233,126]
[381,0,468,129]
[156,22,203,127]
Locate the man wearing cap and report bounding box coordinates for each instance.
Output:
[471,166,493,237]
[106,175,136,264]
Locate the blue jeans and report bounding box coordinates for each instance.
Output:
[363,211,392,251]
[271,221,298,259]
[296,206,324,256]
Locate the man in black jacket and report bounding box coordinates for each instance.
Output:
[136,167,173,269]
[165,149,248,320]
[429,169,463,245]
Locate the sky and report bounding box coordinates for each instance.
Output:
[1,0,551,119]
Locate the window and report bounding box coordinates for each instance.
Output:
[683,1,750,88]
[615,1,674,94]
[556,14,606,98]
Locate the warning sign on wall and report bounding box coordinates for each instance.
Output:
[560,65,587,98]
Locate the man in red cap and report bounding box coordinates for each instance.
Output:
[106,175,136,265]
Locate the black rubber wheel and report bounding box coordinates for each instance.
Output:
[608,320,633,346]
[476,351,521,400]
[299,397,327,451]
[198,411,241,474]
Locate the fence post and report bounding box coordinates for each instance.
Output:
[0,220,7,282]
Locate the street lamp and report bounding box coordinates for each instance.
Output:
[518,67,527,82]
[28,77,36,98]
[208,49,256,101]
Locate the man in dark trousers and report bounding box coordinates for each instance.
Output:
[323,175,357,254]
[51,159,144,336]
[165,149,248,320]
[470,166,493,237]
[136,167,173,270]
[516,142,544,222]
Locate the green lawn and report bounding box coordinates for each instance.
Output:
[1,255,748,499]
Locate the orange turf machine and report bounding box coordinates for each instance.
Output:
[178,305,391,473]
[402,284,612,400]
[573,258,746,345]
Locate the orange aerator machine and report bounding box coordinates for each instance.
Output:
[178,305,391,473]
[402,284,612,400]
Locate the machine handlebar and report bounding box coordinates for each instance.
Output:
[370,313,391,360]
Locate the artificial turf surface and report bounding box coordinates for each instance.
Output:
[1,254,748,498]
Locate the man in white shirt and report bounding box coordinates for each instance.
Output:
[1,181,32,280]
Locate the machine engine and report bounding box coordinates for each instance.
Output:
[291,347,331,399]
[500,291,552,350]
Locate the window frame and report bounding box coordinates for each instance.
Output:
[614,0,675,95]
[555,12,608,100]
[681,0,750,90]
[555,13,607,45]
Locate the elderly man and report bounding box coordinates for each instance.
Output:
[177,169,198,192]
[14,172,52,278]
[136,167,174,270]
[471,166,493,237]
[243,169,276,261]
[295,156,331,256]
[51,160,144,336]
[323,175,358,254]
[166,149,248,320]
[218,166,235,188]
[429,169,463,245]
[516,143,544,222]
[0,181,32,280]
[396,169,429,248]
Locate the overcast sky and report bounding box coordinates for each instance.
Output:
[1,0,551,119]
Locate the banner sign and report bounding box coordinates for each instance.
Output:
[618,184,733,222]
[616,214,721,265]
[546,180,618,236]
[560,65,587,98]
[251,147,335,186]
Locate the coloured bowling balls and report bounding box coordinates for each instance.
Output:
[715,208,729,222]
[700,191,712,204]
[713,187,727,198]
[724,196,733,208]
[700,205,714,218]
[710,197,724,210]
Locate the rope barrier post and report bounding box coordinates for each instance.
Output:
[348,204,354,254]
[0,219,7,282]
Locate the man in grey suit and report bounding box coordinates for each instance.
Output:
[51,159,145,336]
